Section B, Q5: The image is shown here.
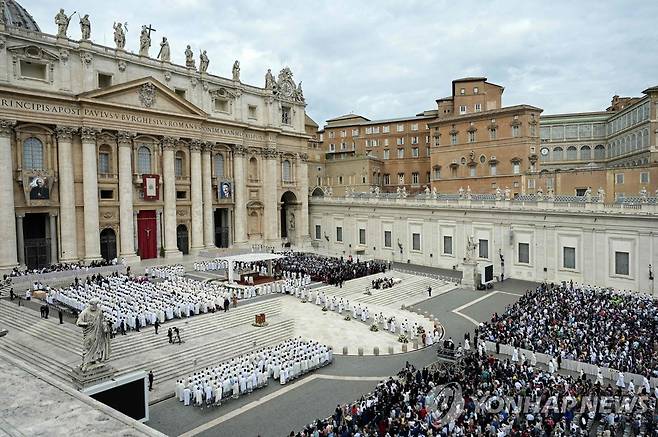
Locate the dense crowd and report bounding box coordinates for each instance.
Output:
[372,277,399,290]
[274,253,388,286]
[175,338,332,407]
[5,259,117,278]
[478,282,658,377]
[297,352,657,436]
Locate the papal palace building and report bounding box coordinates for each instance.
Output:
[0,1,311,270]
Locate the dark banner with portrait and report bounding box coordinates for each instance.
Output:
[219,181,232,199]
[29,176,50,200]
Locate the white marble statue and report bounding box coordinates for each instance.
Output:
[504,187,511,200]
[401,187,408,198]
[139,25,152,57]
[466,185,472,200]
[585,186,592,202]
[55,8,71,38]
[431,187,437,199]
[113,22,126,49]
[495,187,502,200]
[424,186,431,196]
[79,14,91,40]
[597,187,606,204]
[465,235,478,263]
[185,45,195,68]
[199,50,209,73]
[232,60,240,81]
[157,37,171,62]
[265,69,275,89]
[458,186,464,198]
[640,186,648,200]
[76,297,111,371]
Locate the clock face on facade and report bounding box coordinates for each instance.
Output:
[281,81,293,97]
[540,147,549,156]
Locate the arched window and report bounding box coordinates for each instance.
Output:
[98,145,112,174]
[580,145,591,161]
[214,154,225,178]
[594,145,605,160]
[631,133,637,150]
[552,147,563,161]
[566,146,577,160]
[249,157,258,181]
[137,146,152,174]
[282,159,292,182]
[175,151,185,177]
[23,137,44,170]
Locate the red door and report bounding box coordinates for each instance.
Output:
[137,210,157,259]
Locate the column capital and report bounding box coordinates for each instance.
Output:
[261,147,279,160]
[202,141,215,153]
[298,152,309,162]
[48,211,58,218]
[161,136,177,150]
[16,212,25,219]
[56,125,78,141]
[80,126,101,143]
[0,119,16,138]
[117,131,135,146]
[233,144,247,156]
[189,139,204,152]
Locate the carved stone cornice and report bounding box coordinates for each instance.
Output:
[0,119,16,138]
[80,127,100,143]
[55,126,78,141]
[189,139,203,152]
[117,131,135,146]
[261,147,278,159]
[161,136,177,150]
[233,145,247,156]
[204,141,216,153]
[298,152,309,162]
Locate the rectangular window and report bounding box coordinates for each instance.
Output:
[468,131,476,143]
[475,103,482,112]
[365,127,373,135]
[397,137,405,146]
[411,136,419,145]
[384,230,392,248]
[383,149,390,160]
[459,105,467,115]
[382,125,390,133]
[490,164,497,176]
[98,153,110,174]
[340,130,347,138]
[426,147,431,157]
[336,226,343,242]
[518,242,530,264]
[372,126,380,134]
[20,60,47,80]
[98,73,113,89]
[397,124,404,132]
[615,251,629,276]
[248,105,257,119]
[412,147,419,157]
[443,236,453,255]
[100,189,114,199]
[527,179,535,189]
[616,173,624,184]
[315,225,321,240]
[384,138,389,146]
[640,172,649,184]
[329,143,335,152]
[433,168,441,179]
[490,128,497,140]
[512,125,520,137]
[359,229,366,245]
[469,166,476,177]
[397,148,404,158]
[175,157,183,177]
[328,131,335,139]
[478,239,489,259]
[473,87,479,94]
[412,172,419,184]
[352,128,359,136]
[383,174,390,185]
[215,99,229,113]
[563,246,576,269]
[412,233,421,251]
[450,133,458,145]
[176,190,187,200]
[398,173,405,185]
[281,106,291,125]
[411,123,418,131]
[513,162,520,174]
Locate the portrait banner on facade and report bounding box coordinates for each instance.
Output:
[219,181,232,199]
[142,174,160,200]
[28,176,50,200]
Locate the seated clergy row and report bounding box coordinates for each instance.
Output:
[175,338,333,407]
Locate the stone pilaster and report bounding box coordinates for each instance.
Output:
[201,142,214,248]
[56,126,79,262]
[117,131,138,262]
[16,214,24,266]
[298,153,310,245]
[189,140,204,253]
[0,120,18,269]
[49,213,58,263]
[161,136,181,258]
[262,147,279,242]
[81,127,102,261]
[233,145,247,244]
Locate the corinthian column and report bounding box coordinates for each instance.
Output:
[262,147,279,242]
[56,126,79,261]
[81,127,102,261]
[201,142,214,248]
[0,120,18,269]
[117,131,138,262]
[233,145,247,244]
[189,140,204,253]
[162,136,181,258]
[298,153,310,244]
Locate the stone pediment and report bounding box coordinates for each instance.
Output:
[78,77,207,117]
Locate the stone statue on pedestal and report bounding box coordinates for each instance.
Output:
[157,37,170,62]
[79,14,91,40]
[232,60,240,81]
[185,45,195,68]
[265,69,275,89]
[76,297,111,372]
[55,8,71,38]
[113,22,126,49]
[139,25,153,57]
[585,186,592,202]
[465,235,478,263]
[199,50,209,73]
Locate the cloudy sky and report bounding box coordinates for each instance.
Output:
[25,1,658,126]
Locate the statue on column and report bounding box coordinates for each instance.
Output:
[289,212,295,231]
[185,45,195,68]
[232,60,240,81]
[113,22,126,49]
[76,297,111,372]
[157,37,170,62]
[265,69,275,90]
[199,50,209,73]
[79,14,91,40]
[55,8,72,38]
[139,24,154,57]
[465,235,478,263]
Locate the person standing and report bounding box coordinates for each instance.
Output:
[154,319,160,335]
[427,286,432,297]
[58,308,64,324]
[44,305,49,319]
[9,288,14,300]
[148,370,154,391]
[167,328,173,344]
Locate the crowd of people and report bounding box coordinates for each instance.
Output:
[478,281,658,378]
[372,277,399,290]
[297,351,657,436]
[274,253,388,286]
[51,273,266,334]
[4,259,118,278]
[175,338,332,407]
[146,265,186,280]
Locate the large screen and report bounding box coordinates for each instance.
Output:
[90,378,146,421]
[480,263,494,284]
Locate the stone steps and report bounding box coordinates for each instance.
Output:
[357,277,451,306]
[312,272,411,299]
[0,338,72,385]
[115,319,296,384]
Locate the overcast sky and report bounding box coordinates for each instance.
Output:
[25,1,658,126]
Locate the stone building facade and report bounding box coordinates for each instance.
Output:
[0,3,310,270]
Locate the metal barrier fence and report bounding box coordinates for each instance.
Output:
[6,264,126,285]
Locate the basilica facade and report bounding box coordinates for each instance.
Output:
[0,2,310,269]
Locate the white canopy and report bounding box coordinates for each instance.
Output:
[219,253,284,283]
